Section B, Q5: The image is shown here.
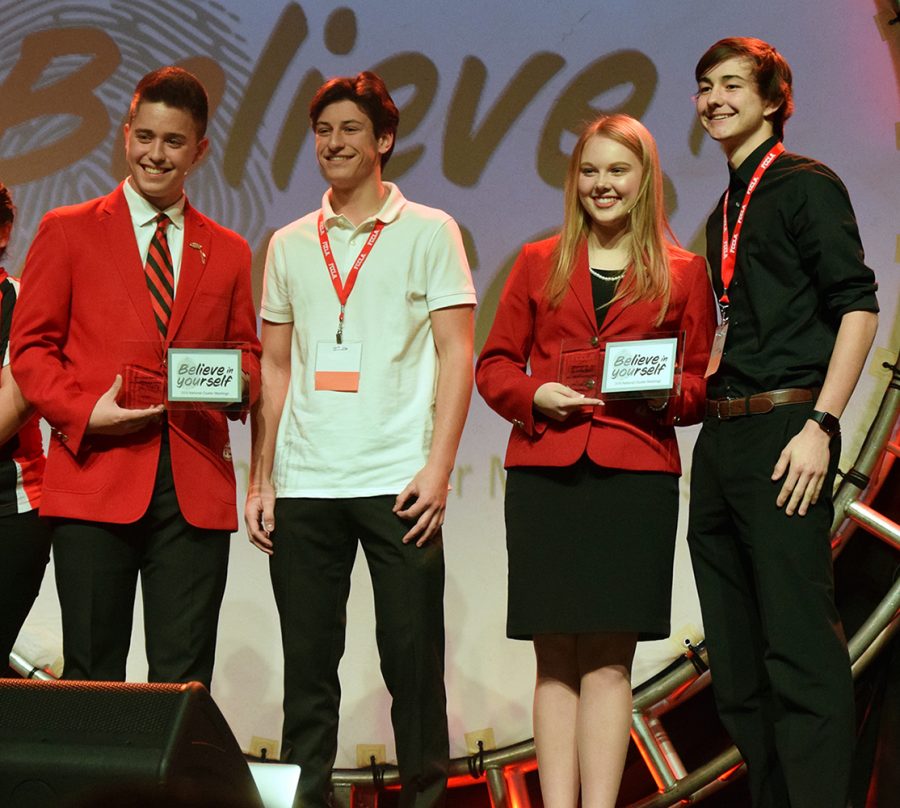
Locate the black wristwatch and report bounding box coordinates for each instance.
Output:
[809,410,841,437]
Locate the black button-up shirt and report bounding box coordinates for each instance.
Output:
[706,136,879,399]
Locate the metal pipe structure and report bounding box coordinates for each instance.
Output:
[832,354,900,552]
[7,650,54,681]
[845,500,900,551]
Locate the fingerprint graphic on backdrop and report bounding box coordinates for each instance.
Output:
[0,0,270,261]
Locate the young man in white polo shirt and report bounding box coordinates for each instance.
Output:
[246,71,476,808]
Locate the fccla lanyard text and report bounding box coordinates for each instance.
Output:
[317,212,386,344]
[719,142,785,306]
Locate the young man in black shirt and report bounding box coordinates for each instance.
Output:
[688,37,879,808]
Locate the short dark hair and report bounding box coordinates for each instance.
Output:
[128,66,209,139]
[695,37,794,139]
[0,182,14,229]
[0,181,14,262]
[309,71,399,167]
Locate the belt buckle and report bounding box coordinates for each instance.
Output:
[720,396,741,420]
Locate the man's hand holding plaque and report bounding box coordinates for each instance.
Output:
[92,373,164,435]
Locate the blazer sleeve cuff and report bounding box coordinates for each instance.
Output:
[510,376,549,436]
[49,395,95,456]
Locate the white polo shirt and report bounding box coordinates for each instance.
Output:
[261,183,476,498]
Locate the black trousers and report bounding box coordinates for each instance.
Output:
[270,496,448,808]
[52,433,229,689]
[688,403,854,808]
[0,509,52,667]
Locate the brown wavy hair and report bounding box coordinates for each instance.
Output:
[695,37,793,140]
[309,71,399,168]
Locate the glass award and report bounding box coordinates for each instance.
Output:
[559,339,602,395]
[599,330,685,400]
[119,340,249,412]
[166,341,247,410]
[118,362,166,409]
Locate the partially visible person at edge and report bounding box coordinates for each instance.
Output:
[0,180,50,674]
[688,37,879,808]
[245,71,476,808]
[11,67,261,690]
[475,113,715,808]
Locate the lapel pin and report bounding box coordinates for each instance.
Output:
[189,242,207,265]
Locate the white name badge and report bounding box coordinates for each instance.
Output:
[315,341,362,392]
[167,348,243,403]
[602,336,678,395]
[705,321,729,378]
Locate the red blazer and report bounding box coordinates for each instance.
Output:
[11,184,261,530]
[476,236,715,475]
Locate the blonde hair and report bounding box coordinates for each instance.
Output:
[547,114,674,324]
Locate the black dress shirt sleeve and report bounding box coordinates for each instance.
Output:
[791,164,879,318]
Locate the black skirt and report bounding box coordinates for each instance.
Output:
[504,456,679,641]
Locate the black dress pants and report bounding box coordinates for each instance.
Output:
[52,433,229,689]
[0,509,51,668]
[270,496,448,808]
[688,403,854,808]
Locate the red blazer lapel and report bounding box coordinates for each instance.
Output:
[601,266,666,338]
[599,273,632,335]
[567,240,599,334]
[565,240,635,336]
[100,186,161,347]
[167,204,209,343]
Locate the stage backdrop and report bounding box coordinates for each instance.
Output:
[3,0,898,766]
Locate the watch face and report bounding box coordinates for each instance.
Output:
[812,410,840,436]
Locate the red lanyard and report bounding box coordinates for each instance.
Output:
[317,212,385,343]
[720,142,784,305]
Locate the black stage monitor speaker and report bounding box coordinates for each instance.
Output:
[0,679,265,808]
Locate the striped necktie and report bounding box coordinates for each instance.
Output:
[145,213,175,338]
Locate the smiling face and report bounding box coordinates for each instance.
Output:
[577,134,643,239]
[695,56,779,165]
[313,99,393,193]
[124,101,208,210]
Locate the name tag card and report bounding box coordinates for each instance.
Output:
[315,341,362,392]
[705,321,729,378]
[601,332,683,400]
[167,348,242,405]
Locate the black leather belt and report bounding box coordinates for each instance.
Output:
[705,388,818,420]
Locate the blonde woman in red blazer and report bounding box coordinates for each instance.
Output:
[476,114,715,808]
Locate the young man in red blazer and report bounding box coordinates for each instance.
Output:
[11,67,261,689]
